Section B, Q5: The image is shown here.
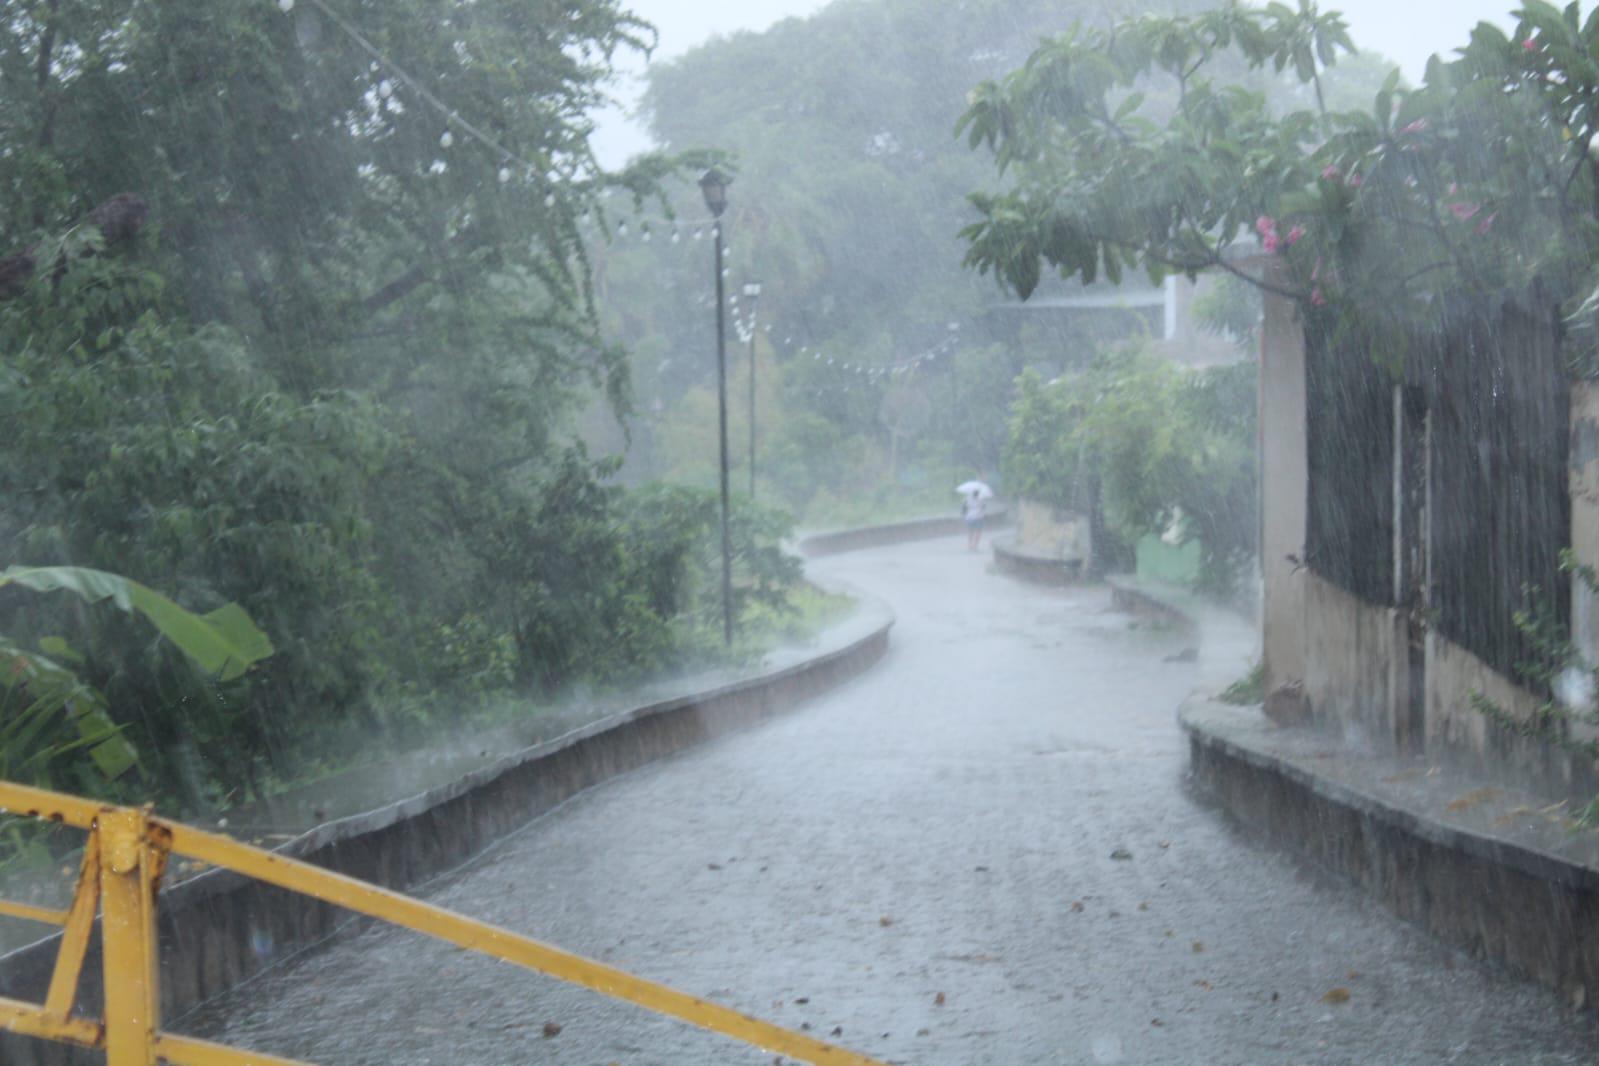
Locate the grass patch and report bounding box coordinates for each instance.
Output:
[1220,661,1264,705]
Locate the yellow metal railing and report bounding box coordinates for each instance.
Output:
[0,780,887,1065]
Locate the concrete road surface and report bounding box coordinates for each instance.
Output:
[184,538,1599,1064]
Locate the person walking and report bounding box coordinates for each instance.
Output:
[957,479,993,551]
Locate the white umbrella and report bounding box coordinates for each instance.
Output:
[956,480,993,499]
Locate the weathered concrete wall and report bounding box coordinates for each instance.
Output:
[1259,287,1308,698]
[1014,499,1089,561]
[1571,383,1599,752]
[1421,631,1599,799]
[1299,573,1401,747]
[0,614,893,1066]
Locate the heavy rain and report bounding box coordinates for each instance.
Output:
[3,0,1599,1064]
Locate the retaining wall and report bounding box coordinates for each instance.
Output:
[992,536,1083,587]
[0,598,893,1065]
[1185,699,1599,1009]
[798,507,1008,558]
[1116,575,1599,1011]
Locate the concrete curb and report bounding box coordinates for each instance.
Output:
[1183,695,1599,1007]
[798,507,1009,558]
[1,593,895,1066]
[990,534,1082,587]
[1115,574,1599,1009]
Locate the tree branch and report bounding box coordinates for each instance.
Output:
[35,0,61,150]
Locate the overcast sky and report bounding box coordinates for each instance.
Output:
[590,0,1527,168]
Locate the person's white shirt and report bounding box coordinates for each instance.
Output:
[965,494,987,519]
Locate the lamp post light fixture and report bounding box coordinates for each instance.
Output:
[742,281,762,499]
[700,167,734,647]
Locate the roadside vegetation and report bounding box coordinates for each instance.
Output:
[0,0,809,832]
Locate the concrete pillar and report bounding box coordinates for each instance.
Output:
[1259,283,1307,697]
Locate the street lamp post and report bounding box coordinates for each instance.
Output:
[742,281,762,499]
[700,167,734,647]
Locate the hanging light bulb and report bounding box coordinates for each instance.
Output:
[440,130,454,148]
[498,167,512,184]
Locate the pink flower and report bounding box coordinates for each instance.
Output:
[1255,215,1278,238]
[1347,173,1364,188]
[1447,201,1481,222]
[1398,119,1429,135]
[1475,212,1498,235]
[1523,37,1539,51]
[1286,224,1306,246]
[1311,287,1327,307]
[1448,183,1459,195]
[1321,163,1341,181]
[1262,231,1281,254]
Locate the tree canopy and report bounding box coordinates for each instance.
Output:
[0,0,790,815]
[958,1,1599,348]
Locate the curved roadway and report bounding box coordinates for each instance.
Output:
[186,538,1599,1064]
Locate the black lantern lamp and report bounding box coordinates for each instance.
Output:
[699,167,730,218]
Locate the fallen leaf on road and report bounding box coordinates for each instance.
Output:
[707,863,723,871]
[1346,970,1360,980]
[1138,901,1149,911]
[1193,980,1212,991]
[933,992,947,1007]
[1151,1018,1164,1027]
[542,1021,563,1038]
[830,1026,843,1037]
[1191,941,1205,953]
[879,915,894,927]
[1445,788,1500,813]
[1322,988,1351,1004]
[1110,848,1134,860]
[794,997,810,1005]
[916,1028,931,1036]
[1070,900,1084,912]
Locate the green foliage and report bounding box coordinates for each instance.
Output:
[610,0,1174,522]
[0,566,271,842]
[1193,274,1263,354]
[958,1,1599,353]
[1220,661,1265,705]
[1470,551,1599,820]
[1003,347,1257,592]
[1,567,274,683]
[0,0,800,822]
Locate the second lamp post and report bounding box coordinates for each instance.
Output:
[742,281,761,499]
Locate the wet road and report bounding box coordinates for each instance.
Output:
[187,539,1599,1064]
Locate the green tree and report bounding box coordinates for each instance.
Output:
[957,1,1599,342]
[0,0,792,814]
